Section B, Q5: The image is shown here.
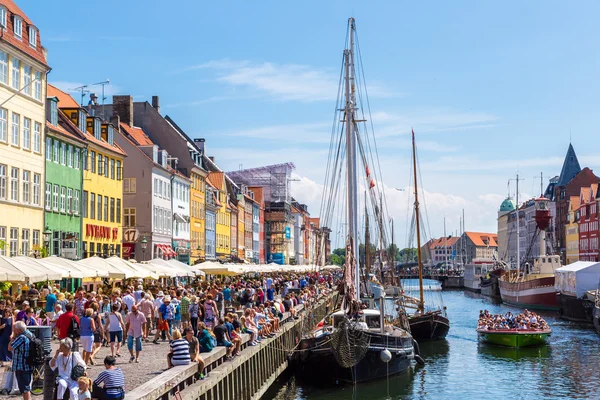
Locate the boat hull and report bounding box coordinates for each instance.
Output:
[463,278,481,293]
[499,276,558,310]
[409,312,450,341]
[477,329,551,348]
[295,331,414,383]
[593,305,600,334]
[480,276,502,300]
[557,292,594,323]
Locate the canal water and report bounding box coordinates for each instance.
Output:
[265,280,600,399]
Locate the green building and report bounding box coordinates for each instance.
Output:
[44,96,86,259]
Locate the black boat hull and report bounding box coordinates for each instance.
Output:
[593,305,600,334]
[480,276,502,300]
[294,331,414,383]
[557,293,594,323]
[409,313,450,341]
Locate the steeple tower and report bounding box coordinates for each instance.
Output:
[557,143,581,187]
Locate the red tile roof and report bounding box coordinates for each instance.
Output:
[207,172,224,190]
[0,1,48,67]
[48,84,127,157]
[428,236,460,250]
[119,122,155,146]
[464,232,498,247]
[46,119,85,144]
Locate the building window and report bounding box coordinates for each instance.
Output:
[78,110,86,132]
[53,139,59,163]
[0,52,7,85]
[32,230,39,250]
[98,154,103,175]
[0,107,6,143]
[22,170,30,203]
[33,121,40,153]
[67,145,73,167]
[124,208,136,228]
[22,117,30,150]
[104,196,108,222]
[116,199,121,223]
[74,190,80,215]
[104,156,109,178]
[123,178,136,193]
[34,71,41,100]
[61,142,66,165]
[110,159,115,179]
[90,193,95,219]
[10,167,18,201]
[90,151,96,173]
[60,186,66,212]
[110,197,115,222]
[13,16,22,39]
[9,228,17,257]
[28,27,36,48]
[67,188,72,213]
[116,161,122,180]
[0,164,5,200]
[0,226,5,256]
[0,7,5,28]
[10,57,19,90]
[21,229,29,256]
[82,191,87,217]
[10,112,18,146]
[97,195,102,221]
[22,65,30,96]
[52,184,58,211]
[45,183,51,210]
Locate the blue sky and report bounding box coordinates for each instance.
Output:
[25,0,600,248]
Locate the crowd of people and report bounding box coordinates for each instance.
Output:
[477,309,550,331]
[0,271,338,399]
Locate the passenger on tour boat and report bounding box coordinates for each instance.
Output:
[477,309,549,331]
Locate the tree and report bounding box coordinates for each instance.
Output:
[399,248,418,263]
[331,248,346,266]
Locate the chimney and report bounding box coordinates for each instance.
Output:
[112,95,133,127]
[110,115,120,130]
[152,96,160,113]
[193,138,205,155]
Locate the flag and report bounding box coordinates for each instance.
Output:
[369,178,376,189]
[366,165,371,178]
[451,249,457,260]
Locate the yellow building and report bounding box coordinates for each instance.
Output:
[190,167,207,264]
[0,2,50,257]
[50,87,127,258]
[207,172,231,260]
[566,195,580,264]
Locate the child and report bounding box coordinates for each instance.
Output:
[77,377,92,400]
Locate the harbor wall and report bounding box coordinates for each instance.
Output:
[125,291,339,400]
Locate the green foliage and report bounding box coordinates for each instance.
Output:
[0,240,5,251]
[330,253,344,266]
[399,247,418,262]
[0,282,12,292]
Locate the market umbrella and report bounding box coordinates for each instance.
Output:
[0,256,27,281]
[40,256,109,278]
[105,257,159,280]
[78,256,137,279]
[167,258,204,277]
[147,258,195,277]
[0,256,62,282]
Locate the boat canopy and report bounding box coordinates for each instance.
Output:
[555,261,600,298]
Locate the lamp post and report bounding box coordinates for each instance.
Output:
[43,227,52,256]
[140,236,147,262]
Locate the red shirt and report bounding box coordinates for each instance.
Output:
[55,311,79,339]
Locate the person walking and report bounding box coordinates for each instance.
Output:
[90,303,104,365]
[79,308,96,367]
[108,304,125,358]
[0,308,13,365]
[188,297,199,336]
[8,321,33,400]
[154,296,174,344]
[49,338,86,400]
[139,294,154,342]
[180,291,190,329]
[203,294,218,330]
[125,305,146,363]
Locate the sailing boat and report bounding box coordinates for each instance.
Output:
[294,18,415,383]
[404,130,450,341]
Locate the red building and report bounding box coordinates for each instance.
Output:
[578,183,599,261]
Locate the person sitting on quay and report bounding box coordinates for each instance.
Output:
[213,318,235,360]
[168,329,191,369]
[49,338,86,400]
[183,327,205,374]
[92,356,125,400]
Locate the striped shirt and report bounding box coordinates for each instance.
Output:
[170,338,191,366]
[94,368,125,398]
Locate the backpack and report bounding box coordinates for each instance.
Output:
[68,316,80,339]
[26,334,45,367]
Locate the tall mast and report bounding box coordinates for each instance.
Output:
[444,217,448,268]
[540,172,543,197]
[345,18,360,298]
[390,217,396,285]
[365,191,371,277]
[516,173,520,275]
[412,130,425,311]
[379,196,385,284]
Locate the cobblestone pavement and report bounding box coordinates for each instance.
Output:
[0,333,175,398]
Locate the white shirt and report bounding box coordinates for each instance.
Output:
[122,294,135,311]
[153,297,164,318]
[51,351,85,380]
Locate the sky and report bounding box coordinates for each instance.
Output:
[24,0,600,249]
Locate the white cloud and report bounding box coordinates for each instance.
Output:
[179,59,400,102]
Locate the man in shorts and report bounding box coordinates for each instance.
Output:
[125,305,146,363]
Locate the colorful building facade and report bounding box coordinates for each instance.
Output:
[578,184,598,262]
[565,195,580,264]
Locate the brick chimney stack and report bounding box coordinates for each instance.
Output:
[152,96,160,114]
[110,115,120,130]
[113,95,133,127]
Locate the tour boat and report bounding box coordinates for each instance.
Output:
[476,328,551,348]
[554,262,600,322]
[499,197,560,310]
[292,18,416,384]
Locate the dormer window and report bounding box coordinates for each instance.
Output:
[107,125,114,146]
[78,110,86,132]
[49,99,58,126]
[13,16,21,39]
[0,7,6,28]
[94,118,101,140]
[28,27,36,48]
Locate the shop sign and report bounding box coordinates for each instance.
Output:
[86,224,119,240]
[173,239,190,249]
[122,243,135,258]
[123,228,140,243]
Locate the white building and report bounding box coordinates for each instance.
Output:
[172,173,191,263]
